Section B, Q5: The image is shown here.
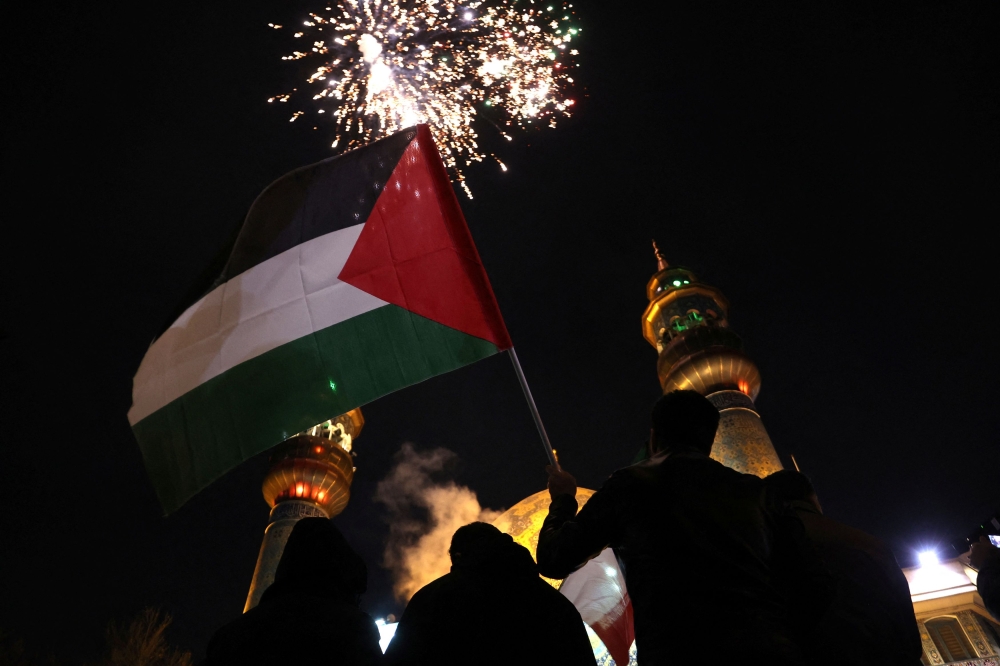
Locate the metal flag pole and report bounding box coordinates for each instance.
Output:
[508,348,560,470]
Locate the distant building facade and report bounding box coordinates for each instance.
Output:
[904,558,1000,665]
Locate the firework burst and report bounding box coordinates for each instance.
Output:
[269,0,580,196]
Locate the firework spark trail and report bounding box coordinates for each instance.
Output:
[268,0,580,197]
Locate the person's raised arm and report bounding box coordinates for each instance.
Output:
[536,466,625,579]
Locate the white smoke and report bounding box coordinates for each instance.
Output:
[375,443,501,601]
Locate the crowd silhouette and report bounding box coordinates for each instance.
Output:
[205,390,995,666]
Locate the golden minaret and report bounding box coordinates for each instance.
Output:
[641,243,782,477]
[243,408,364,610]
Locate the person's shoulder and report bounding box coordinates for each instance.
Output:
[612,451,740,489]
[401,573,452,611]
[531,576,584,612]
[809,511,874,540]
[664,452,760,486]
[982,548,1000,574]
[329,602,379,624]
[415,572,451,591]
[611,452,672,481]
[209,604,267,640]
[587,464,644,493]
[804,511,898,557]
[205,606,273,661]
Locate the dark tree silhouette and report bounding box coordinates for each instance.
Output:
[0,630,30,666]
[94,609,191,666]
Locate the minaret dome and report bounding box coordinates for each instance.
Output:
[641,242,781,477]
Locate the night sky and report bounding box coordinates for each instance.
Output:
[3,1,998,662]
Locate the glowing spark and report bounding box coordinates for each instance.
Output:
[270,0,581,195]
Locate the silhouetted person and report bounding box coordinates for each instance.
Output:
[384,522,595,666]
[970,536,1000,621]
[764,470,921,666]
[537,390,832,665]
[206,517,382,666]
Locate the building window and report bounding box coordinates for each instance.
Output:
[925,617,976,663]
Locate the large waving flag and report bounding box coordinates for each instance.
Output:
[129,125,511,513]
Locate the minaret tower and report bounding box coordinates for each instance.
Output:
[244,408,364,610]
[641,243,782,477]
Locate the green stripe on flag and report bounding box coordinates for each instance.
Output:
[132,303,498,513]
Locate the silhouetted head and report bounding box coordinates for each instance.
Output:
[649,390,720,455]
[270,517,367,603]
[450,522,506,564]
[449,522,536,577]
[764,470,823,514]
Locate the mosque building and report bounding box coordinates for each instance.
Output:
[903,551,1000,664]
[495,246,1000,665]
[240,246,999,665]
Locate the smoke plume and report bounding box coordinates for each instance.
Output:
[375,443,501,601]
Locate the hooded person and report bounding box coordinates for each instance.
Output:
[762,470,921,666]
[384,522,596,666]
[970,536,1000,621]
[537,390,834,666]
[206,517,383,666]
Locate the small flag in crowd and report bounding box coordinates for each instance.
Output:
[560,548,635,666]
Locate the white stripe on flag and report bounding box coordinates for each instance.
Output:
[560,548,630,630]
[128,223,386,425]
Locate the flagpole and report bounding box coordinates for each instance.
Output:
[507,347,562,471]
[508,348,560,470]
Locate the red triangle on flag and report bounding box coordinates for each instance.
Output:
[339,125,512,350]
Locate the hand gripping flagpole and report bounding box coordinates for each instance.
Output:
[508,348,561,470]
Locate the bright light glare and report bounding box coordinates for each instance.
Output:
[918,550,939,567]
[375,619,398,653]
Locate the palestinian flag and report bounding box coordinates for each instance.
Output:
[560,548,635,666]
[129,125,511,513]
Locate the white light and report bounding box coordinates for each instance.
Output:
[367,61,393,95]
[481,58,509,77]
[357,34,383,63]
[464,11,473,20]
[604,566,617,577]
[375,619,398,653]
[918,550,939,567]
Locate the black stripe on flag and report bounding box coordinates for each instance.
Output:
[155,127,418,339]
[222,127,417,281]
